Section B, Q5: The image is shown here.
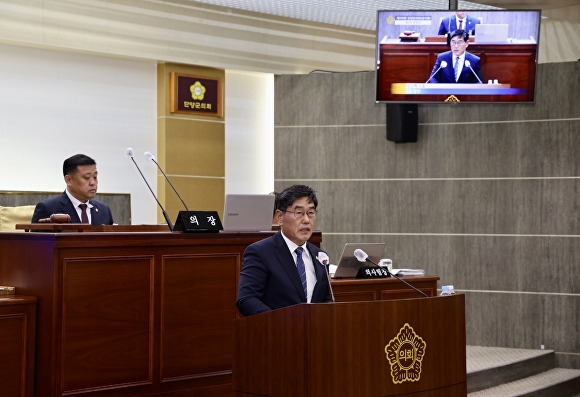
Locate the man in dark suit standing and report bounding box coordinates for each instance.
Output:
[428,29,483,84]
[31,154,114,225]
[236,184,331,316]
[438,11,480,36]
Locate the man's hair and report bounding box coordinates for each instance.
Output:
[63,154,96,176]
[448,29,470,44]
[270,191,279,216]
[276,184,318,211]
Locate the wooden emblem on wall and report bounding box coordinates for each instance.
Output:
[170,72,222,117]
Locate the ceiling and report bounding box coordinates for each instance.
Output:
[191,0,579,31]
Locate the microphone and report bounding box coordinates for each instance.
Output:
[125,147,174,231]
[316,252,335,303]
[354,249,428,297]
[425,60,447,83]
[144,151,190,211]
[464,60,483,84]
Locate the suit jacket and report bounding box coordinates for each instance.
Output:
[31,191,114,225]
[236,231,331,316]
[438,15,480,36]
[428,51,483,84]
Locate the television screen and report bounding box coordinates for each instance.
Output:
[375,10,541,103]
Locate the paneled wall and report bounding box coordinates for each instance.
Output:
[274,61,580,369]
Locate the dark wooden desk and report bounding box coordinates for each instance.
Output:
[1,229,304,397]
[332,275,439,301]
[0,295,37,397]
[0,229,440,396]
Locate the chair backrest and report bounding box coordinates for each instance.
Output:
[0,205,36,232]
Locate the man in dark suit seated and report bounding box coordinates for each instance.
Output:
[428,29,483,84]
[438,11,480,36]
[236,184,331,316]
[31,154,114,225]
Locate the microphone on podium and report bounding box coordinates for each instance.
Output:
[354,249,428,297]
[125,147,174,231]
[144,151,189,211]
[464,60,483,84]
[425,60,447,83]
[316,252,335,303]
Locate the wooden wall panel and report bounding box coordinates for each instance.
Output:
[61,257,153,393]
[160,253,238,380]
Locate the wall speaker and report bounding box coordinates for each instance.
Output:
[386,104,418,143]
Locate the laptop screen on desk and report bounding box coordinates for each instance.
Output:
[333,242,386,278]
[222,194,275,232]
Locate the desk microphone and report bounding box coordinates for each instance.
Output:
[316,252,335,303]
[354,249,428,297]
[125,147,174,231]
[464,60,483,84]
[425,60,447,83]
[144,151,190,211]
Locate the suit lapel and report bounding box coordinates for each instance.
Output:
[60,192,81,223]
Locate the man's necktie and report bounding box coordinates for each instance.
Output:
[79,203,89,224]
[454,57,460,82]
[458,20,463,30]
[295,247,307,299]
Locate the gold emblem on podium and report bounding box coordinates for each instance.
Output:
[444,95,460,102]
[384,323,426,384]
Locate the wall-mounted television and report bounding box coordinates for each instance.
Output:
[375,10,541,103]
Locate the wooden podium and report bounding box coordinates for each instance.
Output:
[233,295,466,397]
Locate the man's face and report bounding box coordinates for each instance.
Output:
[450,36,468,56]
[456,11,467,19]
[278,196,317,246]
[65,164,98,202]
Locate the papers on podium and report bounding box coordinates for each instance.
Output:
[391,268,425,276]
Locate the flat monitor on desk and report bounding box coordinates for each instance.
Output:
[332,242,386,278]
[221,194,275,232]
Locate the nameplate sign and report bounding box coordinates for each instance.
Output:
[173,211,223,232]
[356,266,391,279]
[170,72,222,117]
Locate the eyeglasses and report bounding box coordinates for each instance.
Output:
[284,209,317,219]
[450,40,466,46]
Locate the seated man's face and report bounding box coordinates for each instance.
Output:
[65,165,98,202]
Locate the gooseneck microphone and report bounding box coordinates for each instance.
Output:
[144,151,190,211]
[125,147,174,231]
[464,60,483,84]
[316,252,335,303]
[354,249,428,297]
[425,60,447,83]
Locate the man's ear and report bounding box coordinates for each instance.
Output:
[275,209,283,225]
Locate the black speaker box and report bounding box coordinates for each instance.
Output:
[386,104,418,143]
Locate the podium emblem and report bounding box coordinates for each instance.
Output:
[384,323,426,384]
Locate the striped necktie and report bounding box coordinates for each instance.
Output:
[454,57,460,82]
[295,247,307,299]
